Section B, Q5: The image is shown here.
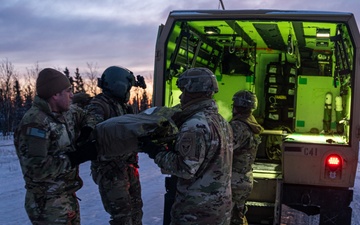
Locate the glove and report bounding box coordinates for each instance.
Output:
[140,141,166,159]
[66,139,97,167]
[76,127,93,147]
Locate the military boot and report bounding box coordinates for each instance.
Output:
[231,205,249,225]
[240,215,248,225]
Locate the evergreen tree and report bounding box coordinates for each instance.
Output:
[24,84,33,111]
[73,68,85,93]
[140,90,150,112]
[63,67,74,85]
[13,79,24,130]
[23,78,33,111]
[131,95,139,114]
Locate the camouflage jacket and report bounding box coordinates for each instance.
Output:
[155,99,234,225]
[86,93,133,123]
[85,93,136,162]
[230,114,263,183]
[14,96,96,195]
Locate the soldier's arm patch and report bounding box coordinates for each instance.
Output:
[26,127,47,139]
[177,131,200,161]
[23,127,49,157]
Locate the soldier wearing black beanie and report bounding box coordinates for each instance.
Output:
[36,68,71,99]
[14,67,97,225]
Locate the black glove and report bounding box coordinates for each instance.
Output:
[76,127,93,147]
[66,139,97,167]
[140,141,166,159]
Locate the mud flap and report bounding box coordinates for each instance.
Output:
[163,176,177,225]
[281,184,353,225]
[320,207,352,225]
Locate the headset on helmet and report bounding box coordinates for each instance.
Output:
[98,66,135,101]
[232,90,258,110]
[176,67,219,93]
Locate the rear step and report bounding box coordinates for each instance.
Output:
[247,201,276,207]
[246,169,282,225]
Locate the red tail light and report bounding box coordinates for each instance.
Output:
[324,154,342,179]
[326,155,341,167]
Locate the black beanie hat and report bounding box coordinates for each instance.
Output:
[36,68,71,99]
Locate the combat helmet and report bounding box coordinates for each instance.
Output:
[232,90,258,110]
[176,67,219,94]
[98,66,135,101]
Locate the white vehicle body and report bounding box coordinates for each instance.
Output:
[153,10,360,225]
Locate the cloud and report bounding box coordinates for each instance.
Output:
[0,0,165,74]
[0,0,359,77]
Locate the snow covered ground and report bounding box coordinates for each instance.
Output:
[0,136,359,225]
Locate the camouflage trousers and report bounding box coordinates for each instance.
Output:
[92,161,143,225]
[231,175,252,225]
[25,191,80,225]
[230,204,248,225]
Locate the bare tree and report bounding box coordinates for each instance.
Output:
[22,62,41,110]
[84,62,100,96]
[0,58,16,135]
[130,87,151,114]
[25,62,41,98]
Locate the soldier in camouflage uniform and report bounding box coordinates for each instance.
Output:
[230,90,264,225]
[141,67,234,225]
[85,66,143,225]
[14,68,97,225]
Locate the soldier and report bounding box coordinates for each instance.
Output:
[141,67,234,225]
[85,66,143,225]
[229,90,264,225]
[14,68,97,225]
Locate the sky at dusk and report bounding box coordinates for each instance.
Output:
[1,0,359,84]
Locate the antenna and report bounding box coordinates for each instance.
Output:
[219,0,225,10]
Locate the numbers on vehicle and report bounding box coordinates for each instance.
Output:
[303,147,318,156]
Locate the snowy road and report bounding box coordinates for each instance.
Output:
[0,138,359,225]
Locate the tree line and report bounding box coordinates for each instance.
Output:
[0,59,152,136]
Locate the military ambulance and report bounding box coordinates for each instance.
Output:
[152,10,359,225]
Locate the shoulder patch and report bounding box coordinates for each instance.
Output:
[26,127,47,139]
[178,132,198,160]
